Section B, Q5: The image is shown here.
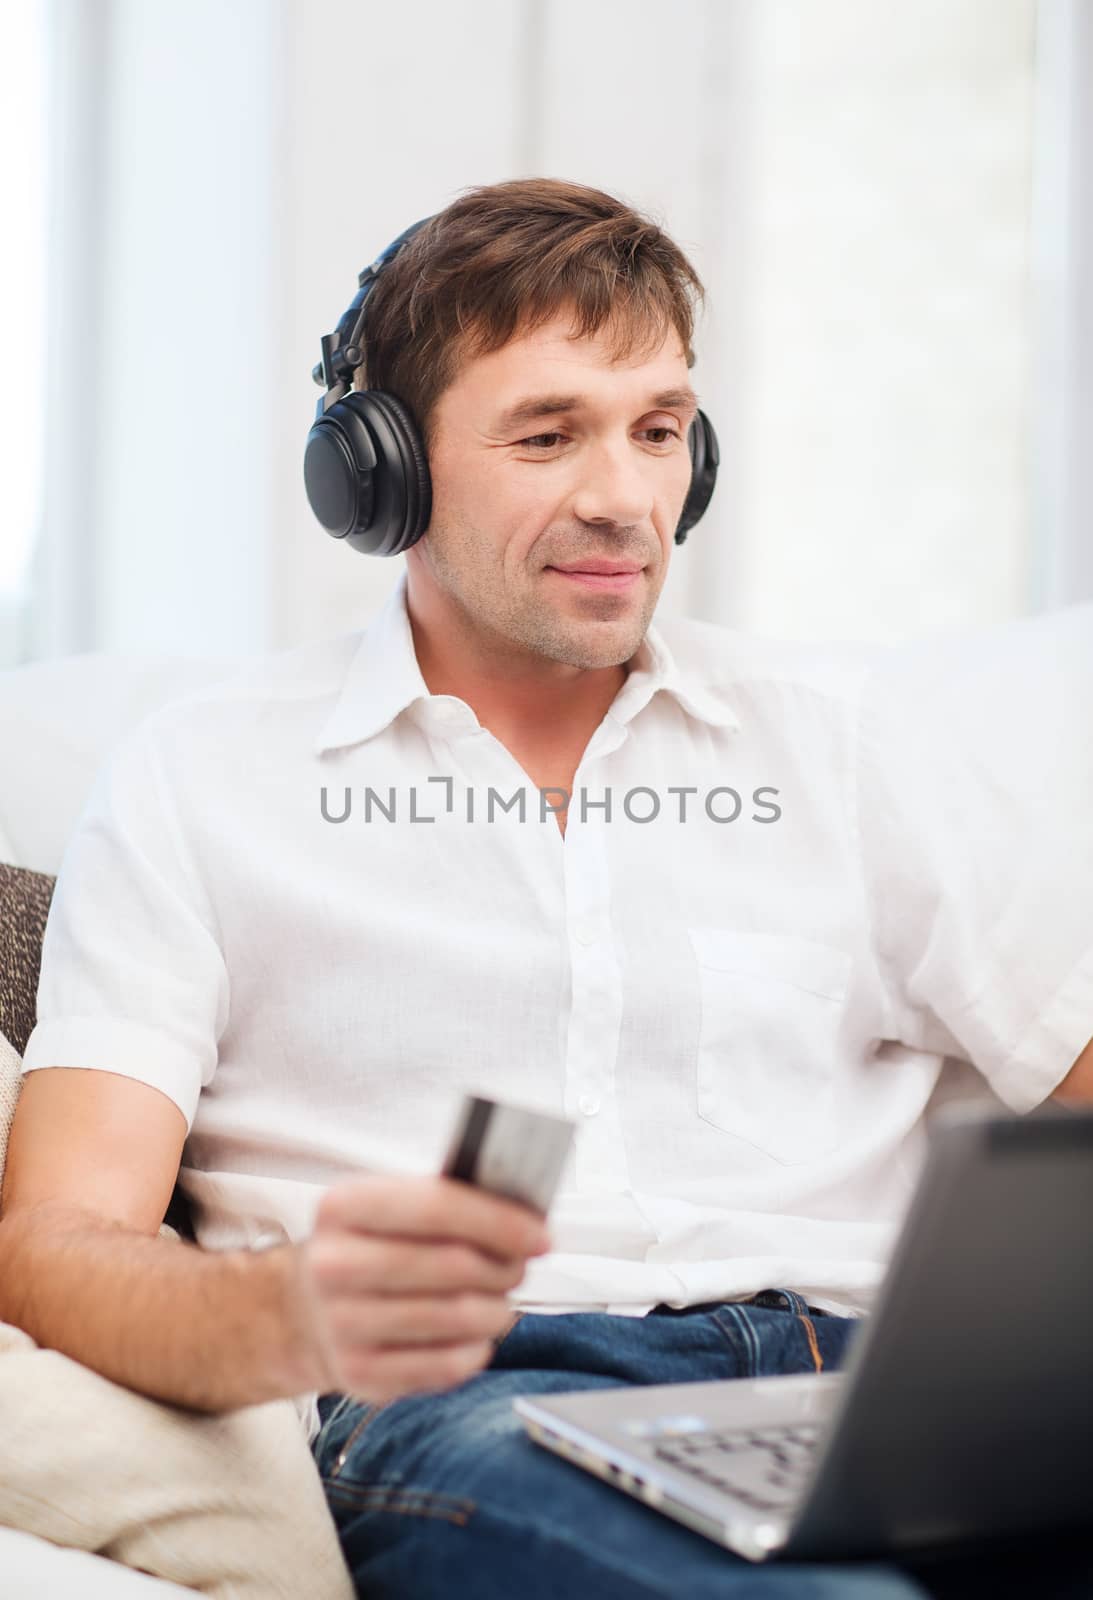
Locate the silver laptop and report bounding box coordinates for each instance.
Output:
[513,1103,1093,1563]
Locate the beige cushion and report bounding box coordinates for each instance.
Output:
[0,1024,352,1599]
[0,1027,20,1182]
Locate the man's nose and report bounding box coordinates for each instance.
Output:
[571,440,655,528]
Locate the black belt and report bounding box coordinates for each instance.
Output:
[648,1292,831,1319]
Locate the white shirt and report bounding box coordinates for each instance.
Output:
[23,572,1093,1446]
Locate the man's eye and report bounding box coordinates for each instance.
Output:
[519,428,682,452]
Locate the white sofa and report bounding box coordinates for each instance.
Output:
[0,1525,202,1599]
[0,650,246,1597]
[0,651,240,875]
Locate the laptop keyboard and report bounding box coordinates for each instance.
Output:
[650,1423,823,1513]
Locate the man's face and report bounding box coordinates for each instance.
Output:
[406,307,699,671]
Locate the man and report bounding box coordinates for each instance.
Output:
[4,178,1092,1598]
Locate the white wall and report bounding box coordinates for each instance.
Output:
[740,0,1038,641]
[1029,0,1093,607]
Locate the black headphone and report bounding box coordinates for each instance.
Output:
[304,214,719,556]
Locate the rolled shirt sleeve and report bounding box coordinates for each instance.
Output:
[21,709,229,1135]
[856,604,1093,1113]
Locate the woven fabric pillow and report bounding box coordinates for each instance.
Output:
[0,862,55,1057]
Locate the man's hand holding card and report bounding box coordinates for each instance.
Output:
[296,1096,575,1407]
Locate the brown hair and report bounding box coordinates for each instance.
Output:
[351,177,705,453]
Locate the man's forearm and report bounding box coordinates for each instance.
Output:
[0,1206,326,1414]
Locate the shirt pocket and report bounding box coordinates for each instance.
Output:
[687,927,852,1166]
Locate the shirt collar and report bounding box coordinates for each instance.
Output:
[314,566,739,756]
[607,613,741,734]
[314,569,430,755]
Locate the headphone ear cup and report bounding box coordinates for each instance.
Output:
[303,389,432,557]
[674,408,720,545]
[304,397,377,544]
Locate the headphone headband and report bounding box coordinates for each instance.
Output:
[311,215,436,403]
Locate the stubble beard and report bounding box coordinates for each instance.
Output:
[424,519,659,671]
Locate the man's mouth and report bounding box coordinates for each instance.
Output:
[545,560,646,593]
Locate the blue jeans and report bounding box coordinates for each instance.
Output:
[310,1288,1093,1599]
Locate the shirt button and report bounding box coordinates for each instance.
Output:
[573,918,598,947]
[579,1094,600,1117]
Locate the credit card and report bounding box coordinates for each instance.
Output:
[441,1093,576,1216]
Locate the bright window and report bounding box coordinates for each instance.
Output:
[0,0,48,666]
